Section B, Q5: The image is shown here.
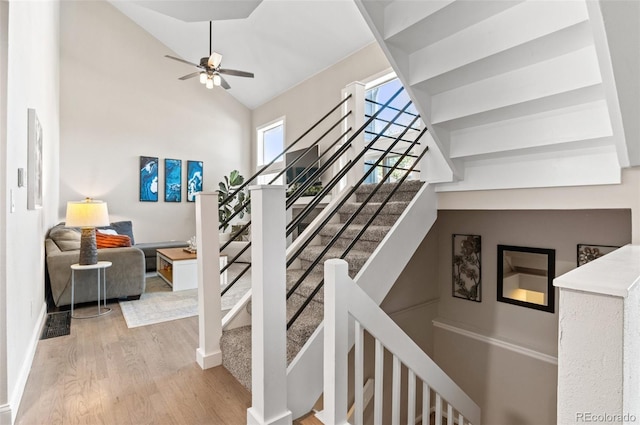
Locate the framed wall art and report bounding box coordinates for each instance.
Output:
[164,158,182,202]
[139,156,159,202]
[186,160,203,202]
[497,245,555,313]
[577,244,620,267]
[452,234,481,302]
[27,108,43,210]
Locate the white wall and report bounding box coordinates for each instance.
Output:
[432,209,631,424]
[0,1,8,422]
[59,1,252,243]
[3,1,61,422]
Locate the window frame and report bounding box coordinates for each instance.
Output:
[256,116,286,169]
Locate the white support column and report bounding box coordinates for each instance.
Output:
[335,82,365,195]
[322,259,351,425]
[555,245,640,425]
[247,185,292,425]
[195,192,222,369]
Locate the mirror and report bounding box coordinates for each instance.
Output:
[497,245,555,313]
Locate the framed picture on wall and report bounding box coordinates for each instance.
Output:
[27,108,43,210]
[452,234,481,302]
[186,160,203,202]
[139,156,159,202]
[577,244,620,267]
[164,158,182,202]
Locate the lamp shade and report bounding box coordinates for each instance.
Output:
[65,199,110,228]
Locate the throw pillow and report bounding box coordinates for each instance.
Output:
[97,229,118,235]
[96,232,131,248]
[97,220,135,245]
[48,224,81,251]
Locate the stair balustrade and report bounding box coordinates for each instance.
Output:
[322,259,481,425]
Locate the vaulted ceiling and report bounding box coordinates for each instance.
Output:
[110,0,375,109]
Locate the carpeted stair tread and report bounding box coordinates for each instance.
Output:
[221,326,253,390]
[355,180,422,195]
[318,223,391,242]
[297,245,370,272]
[286,293,324,347]
[287,269,325,302]
[339,200,410,216]
[221,325,305,391]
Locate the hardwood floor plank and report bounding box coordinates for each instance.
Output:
[16,299,250,425]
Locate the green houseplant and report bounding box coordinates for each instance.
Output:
[218,170,251,233]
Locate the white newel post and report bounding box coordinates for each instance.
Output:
[195,192,222,369]
[555,245,640,425]
[322,259,351,425]
[247,185,292,425]
[335,81,365,195]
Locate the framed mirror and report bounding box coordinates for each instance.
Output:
[497,245,555,313]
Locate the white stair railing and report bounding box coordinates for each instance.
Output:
[323,259,481,425]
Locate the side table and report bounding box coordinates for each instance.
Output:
[70,261,113,318]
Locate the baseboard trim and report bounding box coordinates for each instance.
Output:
[196,347,222,370]
[9,301,47,424]
[0,404,12,425]
[432,318,558,365]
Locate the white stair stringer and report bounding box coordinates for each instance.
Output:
[286,183,438,418]
[355,0,636,191]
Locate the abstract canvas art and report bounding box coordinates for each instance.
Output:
[164,159,182,202]
[187,160,203,202]
[452,234,481,302]
[139,156,159,202]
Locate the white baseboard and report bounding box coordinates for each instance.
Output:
[9,301,47,424]
[0,404,12,425]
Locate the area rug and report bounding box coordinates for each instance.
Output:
[119,264,251,328]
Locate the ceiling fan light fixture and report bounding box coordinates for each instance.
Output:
[212,74,222,87]
[199,72,207,84]
[205,77,214,89]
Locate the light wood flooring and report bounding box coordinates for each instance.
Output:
[16,301,251,425]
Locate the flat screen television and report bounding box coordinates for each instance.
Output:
[286,145,320,185]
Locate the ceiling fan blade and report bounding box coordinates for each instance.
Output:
[165,55,199,68]
[179,71,201,81]
[219,75,231,90]
[219,68,254,78]
[208,52,223,69]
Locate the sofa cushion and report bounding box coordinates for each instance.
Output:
[96,232,132,248]
[99,221,135,245]
[48,225,81,251]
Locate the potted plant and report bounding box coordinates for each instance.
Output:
[218,170,251,240]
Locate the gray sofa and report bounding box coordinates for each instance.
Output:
[45,222,146,307]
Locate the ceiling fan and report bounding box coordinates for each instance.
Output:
[165,21,254,90]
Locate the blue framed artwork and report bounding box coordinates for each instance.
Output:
[164,158,182,202]
[187,160,203,202]
[139,156,159,202]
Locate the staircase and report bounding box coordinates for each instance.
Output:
[220,180,423,390]
[355,0,637,191]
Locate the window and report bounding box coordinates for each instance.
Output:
[257,118,285,167]
[363,76,420,184]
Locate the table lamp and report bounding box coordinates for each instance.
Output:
[65,198,110,265]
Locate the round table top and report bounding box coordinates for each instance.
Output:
[71,261,113,270]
